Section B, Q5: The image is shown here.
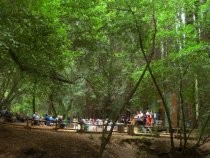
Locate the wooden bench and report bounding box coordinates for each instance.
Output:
[28,119,46,126]
[155,120,163,127]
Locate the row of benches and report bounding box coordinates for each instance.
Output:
[26,119,66,129]
[1,117,180,136]
[76,122,172,134]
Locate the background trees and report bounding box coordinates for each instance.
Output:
[0,0,210,157]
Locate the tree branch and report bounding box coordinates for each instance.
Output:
[6,48,81,85]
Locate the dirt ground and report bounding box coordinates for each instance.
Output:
[0,124,209,158]
[0,124,137,158]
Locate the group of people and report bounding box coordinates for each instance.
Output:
[32,112,66,128]
[0,108,13,122]
[133,110,158,127]
[0,110,28,123]
[1,106,159,130]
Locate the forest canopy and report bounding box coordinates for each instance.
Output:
[0,0,209,120]
[1,1,210,158]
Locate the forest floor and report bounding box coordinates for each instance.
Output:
[0,123,209,158]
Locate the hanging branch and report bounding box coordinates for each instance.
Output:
[4,46,83,85]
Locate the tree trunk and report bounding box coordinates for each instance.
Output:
[49,93,57,117]
[32,93,36,114]
[32,81,37,114]
[130,4,175,149]
[179,76,187,149]
[98,64,148,158]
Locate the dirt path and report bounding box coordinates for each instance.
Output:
[0,123,209,158]
[0,124,139,158]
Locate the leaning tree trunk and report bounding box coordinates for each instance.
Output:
[129,3,175,149]
[98,3,159,157]
[98,64,148,158]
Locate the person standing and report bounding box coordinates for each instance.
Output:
[32,112,40,125]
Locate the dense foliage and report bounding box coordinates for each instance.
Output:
[0,0,210,156]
